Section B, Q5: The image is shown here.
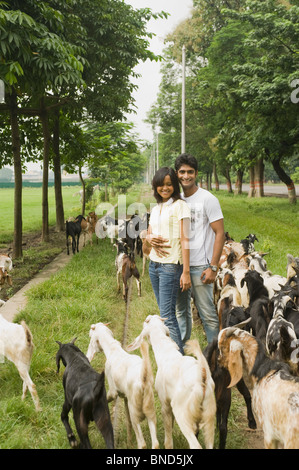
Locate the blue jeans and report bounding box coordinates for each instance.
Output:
[149,261,184,354]
[176,265,219,344]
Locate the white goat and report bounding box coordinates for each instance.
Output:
[0,316,41,411]
[86,322,159,449]
[127,315,216,449]
[218,321,299,449]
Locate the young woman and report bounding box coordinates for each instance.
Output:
[144,167,191,354]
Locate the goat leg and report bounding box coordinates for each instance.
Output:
[236,379,257,430]
[61,401,78,448]
[94,402,114,450]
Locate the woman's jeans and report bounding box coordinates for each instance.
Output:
[176,265,219,344]
[149,261,184,354]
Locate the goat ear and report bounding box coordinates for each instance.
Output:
[227,342,243,388]
[240,278,245,288]
[126,333,143,352]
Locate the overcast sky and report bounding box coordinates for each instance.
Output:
[124,0,193,143]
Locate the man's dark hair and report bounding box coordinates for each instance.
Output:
[152,167,181,203]
[175,154,198,172]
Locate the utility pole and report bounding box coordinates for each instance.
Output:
[156,132,159,170]
[181,45,186,154]
[0,80,5,103]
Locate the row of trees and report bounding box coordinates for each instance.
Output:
[0,0,166,257]
[146,0,299,203]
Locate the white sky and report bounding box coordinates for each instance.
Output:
[125,0,193,143]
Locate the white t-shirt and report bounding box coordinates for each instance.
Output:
[149,198,191,264]
[181,188,223,266]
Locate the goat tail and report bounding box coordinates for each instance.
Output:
[184,339,208,397]
[140,340,155,415]
[21,321,34,363]
[21,321,34,349]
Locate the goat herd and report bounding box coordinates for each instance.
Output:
[0,212,299,450]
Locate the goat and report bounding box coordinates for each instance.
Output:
[115,240,141,302]
[266,294,299,374]
[0,254,13,287]
[287,254,299,281]
[240,234,259,255]
[55,338,114,449]
[218,321,299,449]
[87,211,98,245]
[127,315,216,449]
[66,215,84,255]
[140,229,150,276]
[0,316,40,411]
[204,338,256,449]
[248,253,287,298]
[240,270,270,343]
[216,270,242,327]
[86,322,159,449]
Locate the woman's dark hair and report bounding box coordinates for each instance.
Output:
[175,153,198,172]
[152,167,181,203]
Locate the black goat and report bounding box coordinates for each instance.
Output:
[56,338,114,449]
[241,270,270,343]
[240,234,259,254]
[66,215,84,255]
[204,339,256,449]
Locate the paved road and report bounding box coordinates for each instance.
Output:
[218,183,299,197]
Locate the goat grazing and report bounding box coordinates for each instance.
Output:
[218,320,299,449]
[0,316,40,411]
[127,315,216,449]
[56,338,114,449]
[66,215,85,255]
[86,322,159,449]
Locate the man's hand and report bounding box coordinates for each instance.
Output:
[200,267,217,284]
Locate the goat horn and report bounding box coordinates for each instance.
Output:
[225,317,251,337]
[55,341,62,347]
[71,337,77,344]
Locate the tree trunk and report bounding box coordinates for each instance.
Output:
[272,157,297,204]
[254,158,264,198]
[223,167,233,193]
[213,162,219,190]
[9,90,23,258]
[248,166,255,198]
[40,104,50,242]
[205,172,209,190]
[52,111,65,231]
[234,169,243,195]
[79,167,86,215]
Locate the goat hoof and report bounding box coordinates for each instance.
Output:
[68,435,78,448]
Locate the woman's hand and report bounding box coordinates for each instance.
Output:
[180,271,191,292]
[146,234,170,258]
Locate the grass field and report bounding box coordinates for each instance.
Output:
[0,185,82,245]
[0,183,298,449]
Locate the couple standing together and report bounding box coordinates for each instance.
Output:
[144,153,225,354]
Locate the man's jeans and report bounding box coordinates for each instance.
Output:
[149,261,184,354]
[176,265,219,344]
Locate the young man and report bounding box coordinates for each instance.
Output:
[174,153,225,344]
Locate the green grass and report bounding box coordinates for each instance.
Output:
[214,191,298,276]
[0,184,298,449]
